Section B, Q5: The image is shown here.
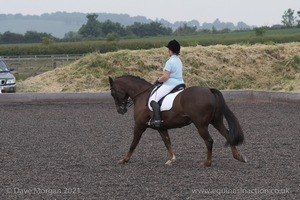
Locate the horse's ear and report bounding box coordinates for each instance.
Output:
[108,76,114,87]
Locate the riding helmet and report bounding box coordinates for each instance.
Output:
[166,40,180,55]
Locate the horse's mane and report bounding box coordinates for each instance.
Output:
[116,74,150,84]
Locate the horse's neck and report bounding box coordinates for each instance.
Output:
[123,78,150,99]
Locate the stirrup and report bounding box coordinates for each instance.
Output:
[147,119,163,129]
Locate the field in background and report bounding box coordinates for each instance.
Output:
[1,28,300,56]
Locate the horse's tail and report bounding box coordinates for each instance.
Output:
[210,88,244,146]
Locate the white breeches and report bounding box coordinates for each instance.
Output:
[149,84,177,102]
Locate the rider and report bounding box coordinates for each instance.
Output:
[149,39,185,129]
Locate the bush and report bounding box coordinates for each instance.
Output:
[254,27,267,37]
[106,33,120,42]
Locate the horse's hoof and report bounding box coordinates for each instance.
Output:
[165,159,175,166]
[240,154,247,163]
[202,160,212,167]
[165,156,176,166]
[118,159,127,164]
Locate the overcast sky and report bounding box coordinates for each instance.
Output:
[2,0,299,26]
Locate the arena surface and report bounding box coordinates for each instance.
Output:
[0,99,299,200]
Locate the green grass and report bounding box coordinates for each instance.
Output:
[290,55,300,70]
[1,28,300,56]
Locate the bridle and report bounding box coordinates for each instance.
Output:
[113,85,154,110]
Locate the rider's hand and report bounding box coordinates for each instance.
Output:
[154,79,163,86]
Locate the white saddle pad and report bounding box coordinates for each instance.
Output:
[148,90,183,111]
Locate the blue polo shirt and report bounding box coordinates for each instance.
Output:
[163,55,184,86]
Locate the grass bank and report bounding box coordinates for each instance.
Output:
[18,43,300,93]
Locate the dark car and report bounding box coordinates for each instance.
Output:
[0,58,16,93]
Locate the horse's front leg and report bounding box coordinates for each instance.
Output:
[118,124,146,164]
[158,130,176,166]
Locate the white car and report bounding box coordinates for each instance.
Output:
[0,58,16,93]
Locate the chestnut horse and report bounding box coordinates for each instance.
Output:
[108,75,246,166]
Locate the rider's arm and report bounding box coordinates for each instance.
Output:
[158,70,170,83]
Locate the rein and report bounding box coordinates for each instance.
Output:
[126,85,154,107]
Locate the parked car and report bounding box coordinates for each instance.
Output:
[0,57,16,93]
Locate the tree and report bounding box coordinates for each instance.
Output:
[101,20,126,37]
[106,32,119,42]
[63,31,82,42]
[0,31,24,44]
[173,24,197,35]
[41,37,54,45]
[282,8,296,27]
[127,22,171,37]
[297,11,300,27]
[254,27,267,37]
[24,31,55,43]
[78,13,102,37]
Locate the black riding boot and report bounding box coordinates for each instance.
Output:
[150,100,163,129]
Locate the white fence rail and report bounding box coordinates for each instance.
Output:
[3,54,84,75]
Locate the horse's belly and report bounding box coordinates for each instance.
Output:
[163,115,192,129]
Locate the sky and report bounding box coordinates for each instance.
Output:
[1,0,299,26]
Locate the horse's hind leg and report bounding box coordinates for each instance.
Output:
[195,125,213,167]
[230,146,247,162]
[158,130,176,166]
[212,121,247,163]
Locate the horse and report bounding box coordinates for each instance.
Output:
[108,75,246,167]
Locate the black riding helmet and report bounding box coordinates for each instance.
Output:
[166,40,180,55]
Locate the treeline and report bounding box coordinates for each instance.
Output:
[0,31,56,44]
[76,14,172,39]
[1,8,300,45]
[0,13,175,44]
[0,13,267,44]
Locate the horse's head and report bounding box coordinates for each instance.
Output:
[109,76,129,115]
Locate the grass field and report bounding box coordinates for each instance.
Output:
[1,28,300,56]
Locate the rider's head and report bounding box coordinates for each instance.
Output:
[166,40,180,55]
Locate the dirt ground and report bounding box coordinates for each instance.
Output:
[0,101,299,200]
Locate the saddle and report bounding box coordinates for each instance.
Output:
[148,84,185,111]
